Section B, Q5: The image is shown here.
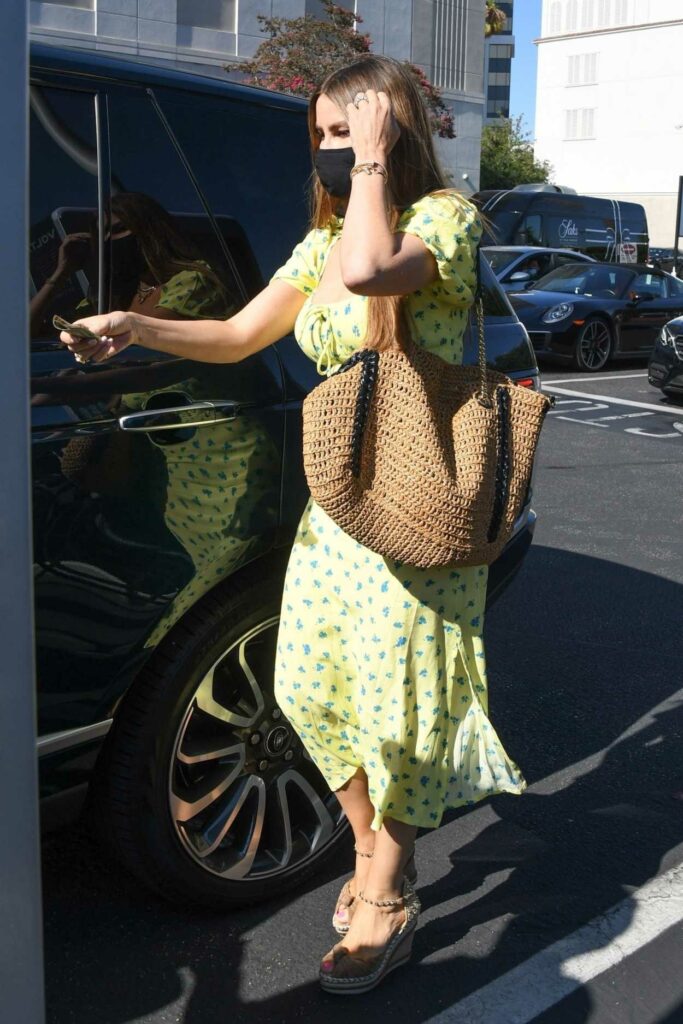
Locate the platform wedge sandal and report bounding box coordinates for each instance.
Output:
[320,884,421,994]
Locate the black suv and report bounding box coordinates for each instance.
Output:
[31,44,541,908]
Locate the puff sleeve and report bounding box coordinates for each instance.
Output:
[270,228,329,296]
[397,191,482,310]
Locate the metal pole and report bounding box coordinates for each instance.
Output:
[0,2,46,1021]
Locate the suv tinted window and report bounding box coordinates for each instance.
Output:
[105,87,243,318]
[157,91,312,279]
[29,87,100,342]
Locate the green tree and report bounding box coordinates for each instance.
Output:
[485,1,507,36]
[225,0,454,138]
[480,116,553,190]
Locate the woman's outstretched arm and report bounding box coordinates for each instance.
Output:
[58,278,307,364]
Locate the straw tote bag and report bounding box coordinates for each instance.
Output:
[302,267,553,569]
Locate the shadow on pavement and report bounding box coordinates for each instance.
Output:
[42,545,683,1024]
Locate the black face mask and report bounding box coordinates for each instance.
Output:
[314,146,356,198]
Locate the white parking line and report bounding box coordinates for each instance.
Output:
[548,373,649,384]
[425,862,683,1024]
[543,384,681,416]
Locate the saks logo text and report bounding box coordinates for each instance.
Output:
[558,219,579,240]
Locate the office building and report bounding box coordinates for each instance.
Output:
[484,0,514,121]
[534,0,683,245]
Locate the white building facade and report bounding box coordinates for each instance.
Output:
[534,0,683,246]
[30,0,486,187]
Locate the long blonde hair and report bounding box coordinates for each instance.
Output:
[307,54,452,351]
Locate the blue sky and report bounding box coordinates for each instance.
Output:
[509,0,542,134]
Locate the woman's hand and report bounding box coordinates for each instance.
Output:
[59,311,136,364]
[53,232,91,280]
[346,89,400,164]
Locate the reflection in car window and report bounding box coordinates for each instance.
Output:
[666,275,683,297]
[554,252,589,268]
[105,88,243,319]
[630,273,664,298]
[533,264,633,297]
[29,87,100,342]
[482,248,521,273]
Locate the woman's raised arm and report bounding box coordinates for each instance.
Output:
[59,278,307,364]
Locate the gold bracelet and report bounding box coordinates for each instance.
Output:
[350,161,388,181]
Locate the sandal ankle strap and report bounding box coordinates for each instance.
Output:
[357,890,404,908]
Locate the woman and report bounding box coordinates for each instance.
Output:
[60,55,526,994]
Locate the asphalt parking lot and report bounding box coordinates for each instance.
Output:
[41,358,683,1024]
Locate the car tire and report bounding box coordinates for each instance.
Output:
[91,560,349,909]
[572,317,613,372]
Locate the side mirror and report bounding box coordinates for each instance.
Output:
[509,270,532,282]
[630,292,655,303]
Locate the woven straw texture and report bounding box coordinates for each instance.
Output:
[303,343,551,568]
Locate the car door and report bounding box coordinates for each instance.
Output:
[619,271,678,353]
[31,78,285,752]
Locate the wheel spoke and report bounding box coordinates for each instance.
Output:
[194,617,278,728]
[167,614,346,884]
[276,768,338,854]
[170,745,245,822]
[581,323,610,370]
[215,776,267,878]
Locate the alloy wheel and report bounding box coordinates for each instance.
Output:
[578,320,611,371]
[168,616,344,880]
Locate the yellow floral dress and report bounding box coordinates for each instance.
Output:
[272,191,525,831]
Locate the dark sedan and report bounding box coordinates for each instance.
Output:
[648,315,683,398]
[509,263,683,372]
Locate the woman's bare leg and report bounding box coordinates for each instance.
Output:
[322,817,417,966]
[332,769,376,927]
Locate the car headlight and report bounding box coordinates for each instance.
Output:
[659,325,675,348]
[542,303,574,324]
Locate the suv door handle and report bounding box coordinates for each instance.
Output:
[118,400,247,433]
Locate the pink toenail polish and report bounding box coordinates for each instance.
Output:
[321,961,333,972]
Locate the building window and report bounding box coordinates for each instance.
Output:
[597,0,611,26]
[497,1,514,33]
[549,2,562,34]
[490,43,514,60]
[580,0,594,29]
[566,0,578,31]
[433,0,468,92]
[177,0,236,32]
[613,0,628,23]
[43,0,93,7]
[565,107,596,139]
[568,52,598,85]
[487,100,510,119]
